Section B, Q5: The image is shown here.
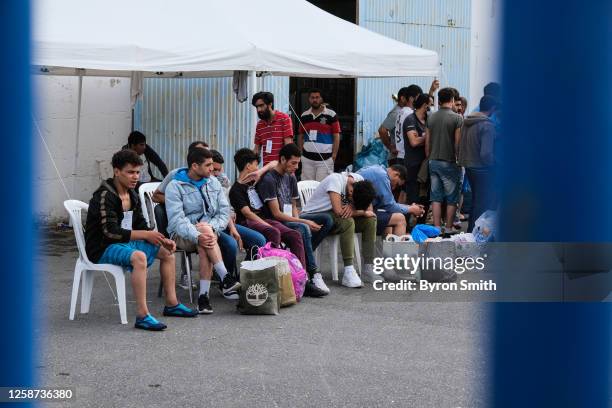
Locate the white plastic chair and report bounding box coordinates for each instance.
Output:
[64,200,128,324]
[297,180,361,281]
[138,182,161,229]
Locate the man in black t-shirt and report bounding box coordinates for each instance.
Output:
[401,93,431,206]
[255,144,333,296]
[229,149,305,264]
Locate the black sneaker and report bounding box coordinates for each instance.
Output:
[221,274,241,296]
[222,288,239,301]
[303,279,327,298]
[197,293,213,314]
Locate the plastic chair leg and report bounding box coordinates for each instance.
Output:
[80,271,95,314]
[113,272,128,325]
[331,236,339,281]
[354,234,362,276]
[185,252,194,305]
[69,262,83,320]
[157,274,163,298]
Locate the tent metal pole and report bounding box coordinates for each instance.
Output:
[249,71,257,135]
[72,70,84,199]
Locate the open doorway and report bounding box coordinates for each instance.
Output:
[289,0,357,173]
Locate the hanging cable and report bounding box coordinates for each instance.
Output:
[32,114,71,200]
[33,114,117,301]
[287,100,333,174]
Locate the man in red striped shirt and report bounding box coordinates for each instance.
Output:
[252,92,294,165]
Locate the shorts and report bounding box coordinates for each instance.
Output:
[172,234,198,253]
[375,210,393,236]
[98,240,160,271]
[429,160,461,204]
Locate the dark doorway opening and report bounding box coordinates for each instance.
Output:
[289,0,358,174]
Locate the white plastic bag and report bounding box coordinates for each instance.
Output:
[381,235,420,281]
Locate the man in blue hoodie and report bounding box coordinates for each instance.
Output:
[165,148,241,314]
[357,164,425,238]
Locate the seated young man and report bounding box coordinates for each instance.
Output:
[85,150,197,331]
[165,148,241,314]
[208,149,266,262]
[123,130,169,183]
[357,164,425,237]
[210,149,231,189]
[153,142,265,287]
[301,171,378,286]
[230,148,306,271]
[256,143,333,296]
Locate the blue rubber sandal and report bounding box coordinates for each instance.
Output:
[163,303,198,318]
[134,314,167,331]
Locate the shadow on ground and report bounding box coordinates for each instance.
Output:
[36,226,488,408]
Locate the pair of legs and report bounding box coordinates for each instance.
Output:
[99,240,178,318]
[174,228,224,287]
[301,156,334,182]
[465,166,496,232]
[403,162,422,206]
[245,219,306,267]
[429,160,461,229]
[286,213,334,276]
[376,210,408,237]
[322,212,376,268]
[217,225,266,279]
[223,224,266,264]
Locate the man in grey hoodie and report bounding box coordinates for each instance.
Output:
[458,95,499,232]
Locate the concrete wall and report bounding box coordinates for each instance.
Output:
[469,0,502,108]
[34,75,132,222]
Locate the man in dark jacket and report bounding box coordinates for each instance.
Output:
[123,130,169,183]
[458,95,499,232]
[85,149,196,331]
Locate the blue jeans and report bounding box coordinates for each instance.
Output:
[217,231,238,278]
[286,213,334,276]
[218,225,267,278]
[465,167,496,232]
[233,223,266,260]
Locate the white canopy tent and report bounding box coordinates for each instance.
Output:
[33,0,438,78]
[32,0,439,198]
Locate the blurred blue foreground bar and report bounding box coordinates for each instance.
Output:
[0,0,34,405]
[494,0,612,406]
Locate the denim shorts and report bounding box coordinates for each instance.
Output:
[98,240,159,271]
[375,210,393,236]
[429,160,461,204]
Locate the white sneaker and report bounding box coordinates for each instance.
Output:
[342,266,363,288]
[361,264,385,283]
[312,272,330,295]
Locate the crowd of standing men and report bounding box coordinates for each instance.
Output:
[81,80,500,331]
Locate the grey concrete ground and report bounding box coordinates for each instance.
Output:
[37,228,488,408]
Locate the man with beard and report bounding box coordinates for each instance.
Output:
[297,88,340,181]
[252,91,294,166]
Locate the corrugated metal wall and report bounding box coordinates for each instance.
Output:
[135,75,289,181]
[356,0,471,146]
